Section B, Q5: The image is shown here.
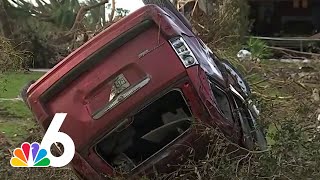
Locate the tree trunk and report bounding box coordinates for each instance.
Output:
[53,0,110,44]
[109,0,116,22]
[69,0,109,33]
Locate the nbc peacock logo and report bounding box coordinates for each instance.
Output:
[10,142,50,167]
[10,113,75,168]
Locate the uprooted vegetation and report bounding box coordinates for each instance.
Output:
[149,0,320,179]
[151,60,320,179]
[1,59,319,180]
[190,0,249,52]
[0,36,30,72]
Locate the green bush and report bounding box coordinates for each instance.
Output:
[245,37,272,60]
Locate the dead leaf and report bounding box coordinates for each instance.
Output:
[311,89,320,102]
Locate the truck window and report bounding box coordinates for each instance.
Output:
[95,90,193,173]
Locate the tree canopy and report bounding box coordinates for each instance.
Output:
[0,0,129,68]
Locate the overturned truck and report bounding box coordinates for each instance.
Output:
[22,0,266,179]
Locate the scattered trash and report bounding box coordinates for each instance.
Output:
[237,49,252,61]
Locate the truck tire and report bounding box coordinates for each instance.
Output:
[20,80,35,108]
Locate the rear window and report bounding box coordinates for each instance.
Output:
[95,90,193,173]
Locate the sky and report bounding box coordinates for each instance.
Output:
[115,0,144,12]
[28,0,145,13]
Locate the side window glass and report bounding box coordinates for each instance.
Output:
[232,95,256,149]
[210,83,234,123]
[233,96,255,132]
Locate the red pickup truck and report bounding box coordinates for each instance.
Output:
[22,1,266,179]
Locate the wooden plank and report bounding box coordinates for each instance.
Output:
[246,36,320,52]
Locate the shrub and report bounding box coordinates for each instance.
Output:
[245,37,272,60]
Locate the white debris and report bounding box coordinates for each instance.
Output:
[252,104,260,115]
[311,89,320,102]
[237,49,252,61]
[248,100,260,115]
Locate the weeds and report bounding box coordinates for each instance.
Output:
[155,60,320,180]
[245,37,272,60]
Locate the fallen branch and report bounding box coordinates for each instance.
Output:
[268,46,320,57]
[69,0,110,34]
[192,20,210,32]
[252,91,293,100]
[0,98,22,102]
[53,0,110,45]
[251,78,269,86]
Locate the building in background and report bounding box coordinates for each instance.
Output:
[177,0,320,37]
[249,0,320,36]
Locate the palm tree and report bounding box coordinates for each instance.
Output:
[0,0,113,68]
[2,0,112,33]
[115,8,130,17]
[0,0,33,37]
[8,0,81,30]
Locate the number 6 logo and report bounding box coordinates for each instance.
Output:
[41,113,75,167]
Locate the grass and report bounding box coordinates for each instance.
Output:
[0,71,77,180]
[2,101,35,119]
[0,71,44,144]
[242,60,320,145]
[0,71,44,98]
[0,119,34,143]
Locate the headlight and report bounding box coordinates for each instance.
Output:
[169,37,198,68]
